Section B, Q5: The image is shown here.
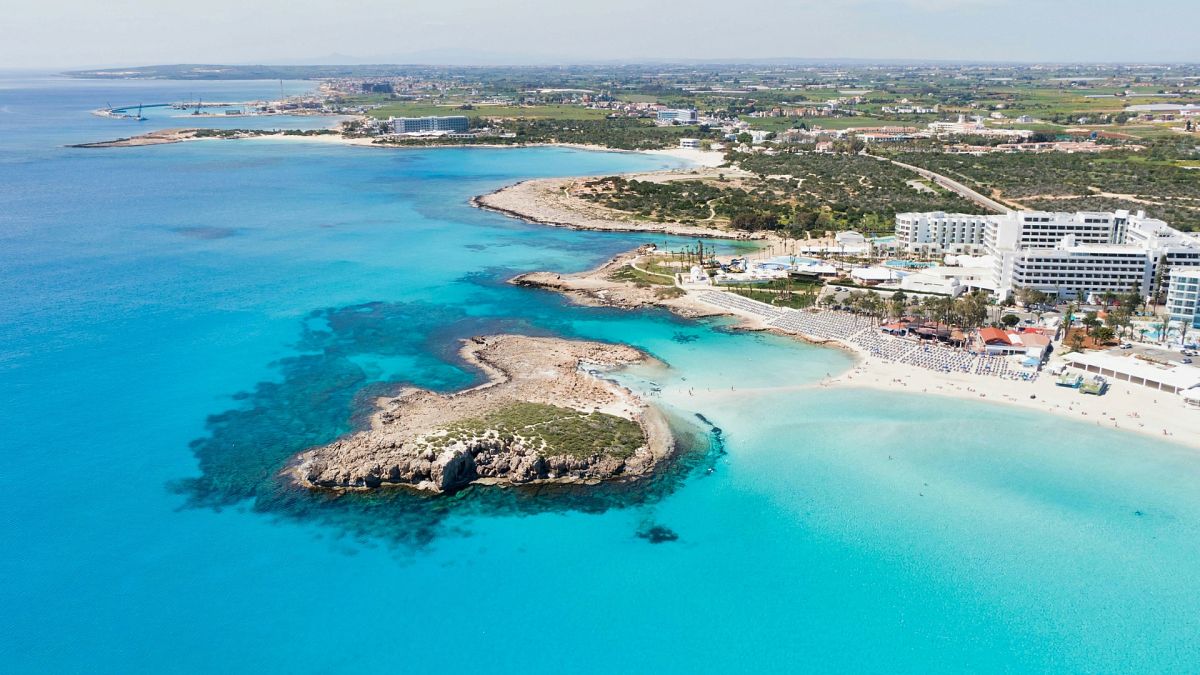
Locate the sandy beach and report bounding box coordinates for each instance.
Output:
[75,126,730,169]
[701,295,1200,449]
[510,244,1200,448]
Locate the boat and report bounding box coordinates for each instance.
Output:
[1080,375,1108,395]
[1056,371,1083,388]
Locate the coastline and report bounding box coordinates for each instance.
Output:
[472,176,747,240]
[471,161,765,240]
[510,246,729,318]
[71,126,747,241]
[69,126,727,168]
[72,128,1199,448]
[703,298,1200,449]
[511,248,1200,449]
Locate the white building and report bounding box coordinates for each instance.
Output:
[389,115,469,134]
[835,230,866,247]
[656,109,699,125]
[900,272,963,296]
[1064,351,1200,396]
[851,267,902,284]
[894,210,1200,300]
[926,114,1032,139]
[895,212,991,255]
[901,262,995,296]
[1167,268,1200,331]
[678,138,701,149]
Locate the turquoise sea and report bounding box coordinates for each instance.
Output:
[3,75,1200,673]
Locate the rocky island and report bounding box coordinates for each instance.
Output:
[289,334,672,493]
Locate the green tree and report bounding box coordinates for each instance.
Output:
[1081,311,1100,335]
[1068,332,1086,352]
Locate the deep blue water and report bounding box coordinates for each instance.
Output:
[4,76,1200,673]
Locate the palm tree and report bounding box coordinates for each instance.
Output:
[1063,302,1078,338]
[1068,332,1086,353]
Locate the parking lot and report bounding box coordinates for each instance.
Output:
[1108,343,1196,366]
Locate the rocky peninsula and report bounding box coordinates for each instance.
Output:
[472,167,763,240]
[289,335,672,493]
[512,245,724,319]
[68,128,341,148]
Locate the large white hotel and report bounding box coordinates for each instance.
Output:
[894,209,1200,303]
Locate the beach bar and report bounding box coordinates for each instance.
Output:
[1064,352,1200,395]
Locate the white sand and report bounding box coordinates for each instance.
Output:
[830,354,1200,449]
[698,294,1200,449]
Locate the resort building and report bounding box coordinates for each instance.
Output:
[656,109,699,125]
[1167,268,1200,330]
[678,138,701,149]
[894,212,991,255]
[894,209,1200,301]
[389,115,470,134]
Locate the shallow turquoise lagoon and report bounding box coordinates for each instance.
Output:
[2,77,1200,673]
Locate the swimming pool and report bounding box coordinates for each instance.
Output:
[885,260,936,269]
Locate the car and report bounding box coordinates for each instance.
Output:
[1120,343,1133,349]
[1183,358,1194,365]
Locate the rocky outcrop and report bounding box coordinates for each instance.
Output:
[288,335,673,493]
[299,432,654,492]
[510,247,723,319]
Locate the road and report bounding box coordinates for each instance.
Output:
[867,153,1014,213]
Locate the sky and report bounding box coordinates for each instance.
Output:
[2,0,1197,69]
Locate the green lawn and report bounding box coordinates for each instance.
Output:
[610,265,677,286]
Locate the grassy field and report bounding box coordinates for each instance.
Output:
[727,286,819,309]
[610,264,676,286]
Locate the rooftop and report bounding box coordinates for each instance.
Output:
[1065,351,1200,392]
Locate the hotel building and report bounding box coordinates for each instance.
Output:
[1167,268,1200,330]
[389,115,470,134]
[894,210,1200,301]
[656,109,699,125]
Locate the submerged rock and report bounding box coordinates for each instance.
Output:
[636,523,679,544]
